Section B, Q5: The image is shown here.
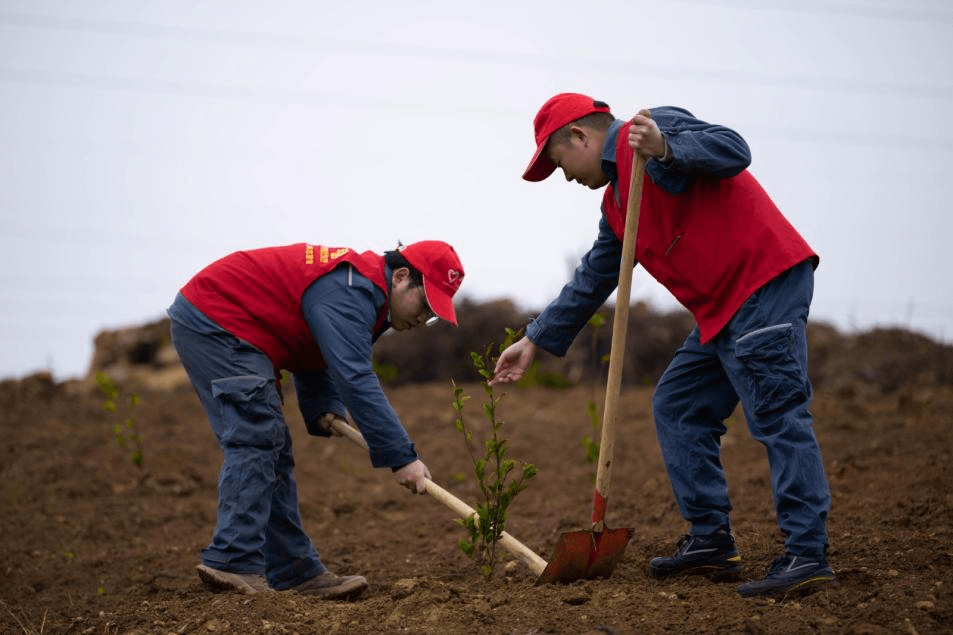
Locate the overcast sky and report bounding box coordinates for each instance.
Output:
[2,0,951,380]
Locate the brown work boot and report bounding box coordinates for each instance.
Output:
[196,564,274,594]
[288,570,368,600]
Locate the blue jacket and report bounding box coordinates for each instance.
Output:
[526,106,754,356]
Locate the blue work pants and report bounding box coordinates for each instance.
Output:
[170,320,325,589]
[652,260,831,554]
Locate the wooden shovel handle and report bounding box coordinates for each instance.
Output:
[592,109,651,531]
[328,417,548,577]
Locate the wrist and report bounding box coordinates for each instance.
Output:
[659,136,673,162]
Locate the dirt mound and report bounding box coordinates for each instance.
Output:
[2,304,951,633]
[810,324,953,394]
[81,300,953,396]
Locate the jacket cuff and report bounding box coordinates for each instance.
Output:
[526,319,571,358]
[304,409,348,438]
[371,442,419,469]
[300,399,346,435]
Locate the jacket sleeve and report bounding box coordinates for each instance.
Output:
[293,370,345,438]
[526,216,625,357]
[300,267,418,469]
[647,106,752,195]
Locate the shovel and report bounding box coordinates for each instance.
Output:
[326,416,548,578]
[536,111,652,585]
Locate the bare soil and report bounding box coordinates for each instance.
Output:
[2,325,952,634]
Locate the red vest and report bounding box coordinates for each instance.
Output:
[180,244,389,372]
[604,123,817,343]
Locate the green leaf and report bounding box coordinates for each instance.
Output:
[583,436,600,464]
[512,360,537,389]
[95,371,118,398]
[588,400,600,428]
[537,370,571,389]
[372,360,398,383]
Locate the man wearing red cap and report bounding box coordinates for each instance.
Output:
[168,240,464,598]
[492,93,834,598]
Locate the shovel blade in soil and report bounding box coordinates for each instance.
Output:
[536,527,633,585]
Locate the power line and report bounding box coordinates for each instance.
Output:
[676,0,953,23]
[0,11,950,101]
[2,65,950,152]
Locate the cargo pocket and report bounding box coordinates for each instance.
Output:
[211,375,284,448]
[735,324,809,418]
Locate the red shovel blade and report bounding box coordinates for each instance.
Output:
[536,526,633,585]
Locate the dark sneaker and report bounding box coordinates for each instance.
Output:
[288,571,368,600]
[737,553,835,598]
[650,531,743,581]
[196,564,274,594]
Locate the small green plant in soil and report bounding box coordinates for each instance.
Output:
[373,360,398,383]
[95,371,144,468]
[451,328,538,578]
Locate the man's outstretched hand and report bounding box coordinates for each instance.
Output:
[489,337,538,386]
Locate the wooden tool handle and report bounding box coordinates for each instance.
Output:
[328,417,548,577]
[425,480,547,576]
[593,109,651,531]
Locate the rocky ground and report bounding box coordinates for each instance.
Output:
[1,316,951,634]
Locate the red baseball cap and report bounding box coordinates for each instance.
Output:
[398,241,465,326]
[523,93,612,182]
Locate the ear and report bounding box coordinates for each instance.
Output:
[569,124,588,144]
[391,266,410,289]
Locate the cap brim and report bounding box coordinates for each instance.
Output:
[422,279,458,327]
[522,136,557,182]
